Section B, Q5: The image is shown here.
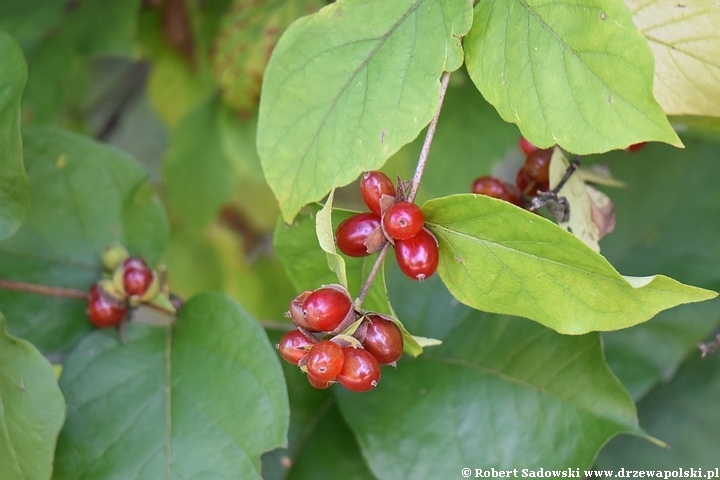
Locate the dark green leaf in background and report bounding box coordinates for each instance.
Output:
[0,31,29,241]
[212,0,325,115]
[424,194,716,334]
[163,98,237,229]
[0,311,65,480]
[336,311,644,477]
[0,127,168,353]
[54,293,288,479]
[0,0,65,51]
[257,0,473,222]
[596,347,720,468]
[464,0,681,153]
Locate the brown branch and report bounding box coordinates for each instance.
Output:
[355,242,391,308]
[0,279,89,299]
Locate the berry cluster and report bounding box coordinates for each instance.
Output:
[86,245,159,328]
[335,171,439,281]
[277,285,404,392]
[471,137,553,209]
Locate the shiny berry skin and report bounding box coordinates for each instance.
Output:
[307,374,333,389]
[518,136,538,155]
[277,330,315,365]
[394,228,439,281]
[87,284,127,328]
[360,171,395,216]
[515,167,548,196]
[305,341,345,382]
[471,176,521,206]
[382,201,425,240]
[302,287,352,332]
[122,257,153,296]
[337,347,381,392]
[522,148,553,184]
[336,213,381,257]
[363,316,403,364]
[625,142,647,152]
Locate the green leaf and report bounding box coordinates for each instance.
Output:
[262,330,375,480]
[0,31,29,241]
[163,98,237,229]
[626,0,720,118]
[0,127,169,353]
[316,189,349,290]
[594,139,720,399]
[0,0,65,50]
[257,0,473,222]
[464,0,682,153]
[337,312,643,475]
[596,348,720,468]
[0,311,65,480]
[423,194,716,334]
[212,0,325,114]
[54,292,289,479]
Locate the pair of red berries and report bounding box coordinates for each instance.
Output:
[277,286,404,392]
[335,171,439,281]
[86,256,156,328]
[471,137,554,207]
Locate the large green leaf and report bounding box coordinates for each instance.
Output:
[464,0,681,153]
[212,0,325,114]
[423,194,716,334]
[257,0,473,222]
[337,311,643,476]
[626,0,720,118]
[0,127,169,353]
[262,330,375,480]
[596,348,720,468]
[0,31,29,241]
[0,312,65,480]
[54,292,288,479]
[595,140,720,399]
[0,0,64,50]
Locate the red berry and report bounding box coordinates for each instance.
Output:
[87,284,127,328]
[302,287,352,332]
[625,142,647,152]
[336,213,381,257]
[515,167,548,196]
[337,347,381,392]
[288,291,315,330]
[363,316,403,364]
[360,171,395,216]
[305,340,344,382]
[307,374,333,389]
[122,257,153,296]
[382,201,425,241]
[471,176,521,206]
[277,330,315,365]
[523,148,553,184]
[394,228,439,281]
[518,136,538,155]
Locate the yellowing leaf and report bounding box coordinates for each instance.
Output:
[626,0,720,118]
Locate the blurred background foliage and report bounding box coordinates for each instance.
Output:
[1,0,719,474]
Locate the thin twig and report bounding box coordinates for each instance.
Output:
[0,279,89,299]
[552,156,581,194]
[355,242,391,307]
[698,333,720,357]
[260,320,296,332]
[407,71,452,203]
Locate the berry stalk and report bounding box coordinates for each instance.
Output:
[407,71,452,204]
[0,279,89,299]
[355,242,391,307]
